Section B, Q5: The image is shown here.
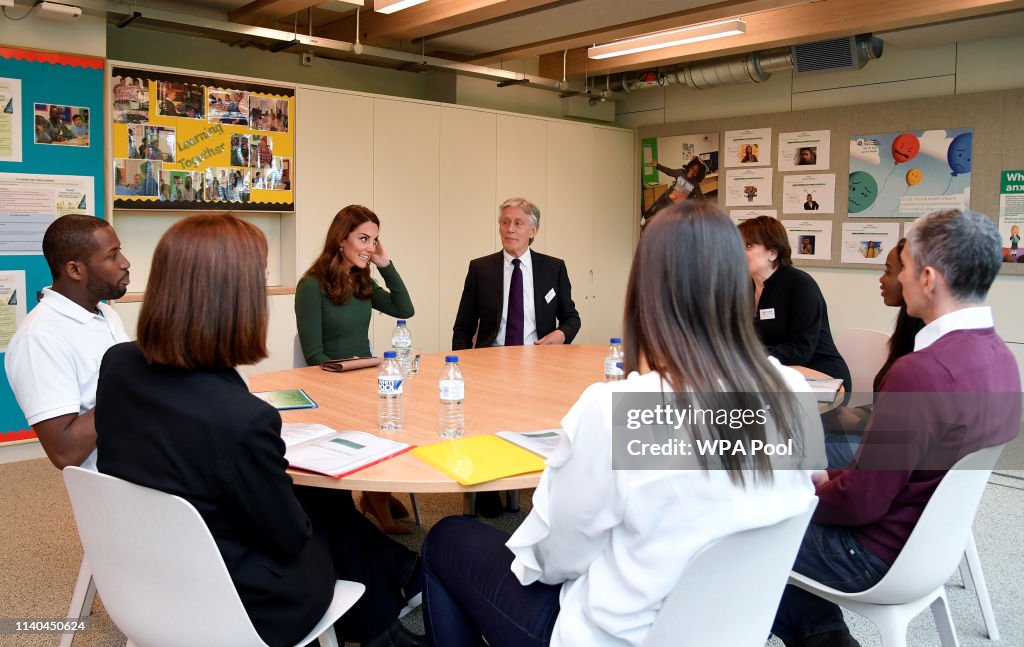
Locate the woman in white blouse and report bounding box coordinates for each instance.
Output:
[420,200,820,647]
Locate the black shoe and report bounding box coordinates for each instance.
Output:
[787,629,861,647]
[362,620,427,647]
[475,491,504,518]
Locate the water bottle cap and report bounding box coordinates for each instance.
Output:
[397,320,407,325]
[445,355,459,363]
[383,350,397,358]
[616,362,623,368]
[610,337,622,344]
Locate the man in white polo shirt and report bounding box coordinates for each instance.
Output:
[6,214,131,470]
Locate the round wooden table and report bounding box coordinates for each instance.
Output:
[249,344,608,493]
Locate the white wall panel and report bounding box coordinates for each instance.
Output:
[371,99,441,355]
[496,115,548,252]
[439,107,498,351]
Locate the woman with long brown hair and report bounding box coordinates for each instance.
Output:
[96,214,424,647]
[295,204,415,534]
[418,201,820,646]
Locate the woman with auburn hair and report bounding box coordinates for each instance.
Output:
[95,214,424,647]
[739,216,851,393]
[295,204,415,534]
[418,201,820,646]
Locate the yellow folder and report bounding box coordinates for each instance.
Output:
[412,435,547,486]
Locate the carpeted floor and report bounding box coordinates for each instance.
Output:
[2,457,1022,646]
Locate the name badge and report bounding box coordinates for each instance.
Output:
[759,308,776,320]
[544,288,556,304]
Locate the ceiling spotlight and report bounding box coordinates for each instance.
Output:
[374,0,429,14]
[588,19,746,60]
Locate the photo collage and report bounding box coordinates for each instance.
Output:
[111,70,294,209]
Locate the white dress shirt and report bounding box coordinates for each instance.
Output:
[914,305,994,351]
[5,287,130,470]
[506,359,818,646]
[495,248,537,346]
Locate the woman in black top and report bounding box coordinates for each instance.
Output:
[738,216,851,392]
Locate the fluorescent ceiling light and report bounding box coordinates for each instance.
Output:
[588,19,747,60]
[374,0,428,14]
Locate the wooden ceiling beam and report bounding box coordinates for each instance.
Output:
[471,0,786,65]
[538,0,1024,78]
[229,0,326,25]
[316,0,565,44]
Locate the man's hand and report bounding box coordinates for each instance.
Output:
[535,330,566,345]
[811,470,830,487]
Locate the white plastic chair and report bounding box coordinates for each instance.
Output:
[63,466,364,647]
[642,497,818,647]
[788,444,1004,647]
[59,558,96,647]
[834,328,890,407]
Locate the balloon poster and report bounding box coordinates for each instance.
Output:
[848,129,972,218]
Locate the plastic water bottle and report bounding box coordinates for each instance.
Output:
[604,337,624,381]
[391,320,412,378]
[378,350,403,432]
[438,355,465,440]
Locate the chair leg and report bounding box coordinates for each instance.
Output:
[930,590,961,647]
[963,533,1000,640]
[409,493,422,526]
[505,490,520,513]
[463,492,476,516]
[317,626,341,647]
[59,559,96,647]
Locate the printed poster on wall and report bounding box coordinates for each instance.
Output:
[782,174,835,214]
[783,219,833,261]
[0,77,22,162]
[848,129,972,218]
[725,128,771,167]
[778,130,829,171]
[640,133,719,225]
[0,172,95,254]
[730,209,776,225]
[111,67,294,211]
[0,270,26,351]
[841,222,900,265]
[725,167,772,206]
[999,169,1024,263]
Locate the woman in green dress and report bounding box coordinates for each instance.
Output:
[296,204,415,534]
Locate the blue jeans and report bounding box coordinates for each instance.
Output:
[422,516,561,647]
[772,523,891,644]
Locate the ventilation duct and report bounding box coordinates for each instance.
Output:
[599,35,882,98]
[792,34,884,74]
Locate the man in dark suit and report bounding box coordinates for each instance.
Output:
[452,197,581,351]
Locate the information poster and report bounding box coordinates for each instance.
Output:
[849,129,972,218]
[725,167,773,206]
[999,169,1024,263]
[111,67,294,211]
[640,133,719,223]
[0,172,94,254]
[0,77,21,162]
[783,219,833,261]
[0,270,26,351]
[778,130,829,171]
[730,209,776,225]
[725,128,771,167]
[782,174,835,214]
[841,222,900,265]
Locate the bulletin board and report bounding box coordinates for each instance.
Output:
[0,47,106,444]
[110,66,294,211]
[638,87,1024,274]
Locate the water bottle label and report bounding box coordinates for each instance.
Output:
[439,380,464,401]
[604,359,624,376]
[378,377,403,395]
[392,339,412,349]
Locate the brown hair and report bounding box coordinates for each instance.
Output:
[623,201,803,485]
[306,205,379,305]
[137,214,268,368]
[738,216,792,269]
